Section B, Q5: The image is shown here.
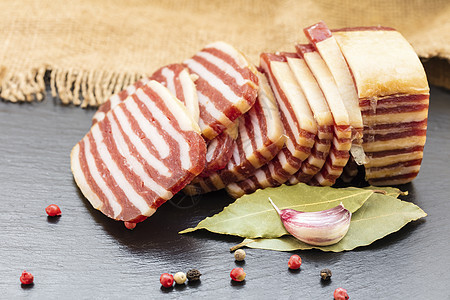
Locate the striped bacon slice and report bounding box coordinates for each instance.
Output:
[226,53,317,198]
[296,44,352,186]
[71,81,206,222]
[150,64,199,123]
[92,77,149,124]
[304,21,366,165]
[333,28,429,185]
[184,41,259,140]
[183,72,285,195]
[198,121,239,177]
[284,52,333,184]
[92,63,198,124]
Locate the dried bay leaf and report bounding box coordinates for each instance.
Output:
[362,186,408,198]
[179,184,373,239]
[238,192,426,252]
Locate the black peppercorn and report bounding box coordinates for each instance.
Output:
[186,269,202,281]
[320,268,332,280]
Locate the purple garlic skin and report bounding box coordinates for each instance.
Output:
[270,199,351,246]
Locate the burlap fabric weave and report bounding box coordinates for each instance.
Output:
[0,0,448,106]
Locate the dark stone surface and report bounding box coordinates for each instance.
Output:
[0,86,449,299]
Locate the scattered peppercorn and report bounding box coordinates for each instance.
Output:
[234,249,246,261]
[20,271,34,285]
[173,272,187,285]
[288,254,302,270]
[230,267,246,282]
[124,222,136,230]
[160,273,174,288]
[334,287,349,300]
[320,268,332,280]
[45,204,61,217]
[186,269,202,281]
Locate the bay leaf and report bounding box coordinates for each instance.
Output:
[179,184,373,239]
[238,192,426,252]
[362,186,408,198]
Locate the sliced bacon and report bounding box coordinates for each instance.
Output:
[183,72,285,195]
[92,77,149,124]
[304,21,365,165]
[92,64,198,124]
[225,53,319,198]
[295,44,351,186]
[184,41,259,140]
[71,81,206,222]
[198,121,238,177]
[284,53,333,184]
[150,64,199,122]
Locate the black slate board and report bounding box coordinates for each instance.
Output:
[1,86,449,299]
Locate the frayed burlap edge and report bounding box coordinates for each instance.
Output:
[0,66,147,107]
[0,58,448,108]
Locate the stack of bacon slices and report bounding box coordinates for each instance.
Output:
[71,22,429,225]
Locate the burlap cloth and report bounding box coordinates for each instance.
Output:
[0,0,448,106]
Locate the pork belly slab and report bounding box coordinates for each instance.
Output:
[71,81,206,222]
[183,72,285,195]
[332,27,429,185]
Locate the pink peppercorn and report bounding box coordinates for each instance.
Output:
[288,254,302,270]
[334,287,349,300]
[20,271,34,285]
[124,222,136,230]
[230,268,246,282]
[45,204,61,217]
[160,273,174,288]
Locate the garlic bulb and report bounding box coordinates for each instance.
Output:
[269,198,351,246]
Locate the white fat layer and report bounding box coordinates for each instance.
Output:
[254,168,269,187]
[267,161,282,184]
[114,106,171,177]
[71,145,102,209]
[205,41,248,68]
[108,115,173,200]
[287,57,333,126]
[250,109,264,151]
[205,138,219,162]
[303,51,349,126]
[93,112,105,123]
[83,135,123,218]
[125,98,170,158]
[277,149,288,167]
[271,61,317,134]
[197,91,232,125]
[109,94,122,110]
[161,67,176,99]
[316,38,362,128]
[185,58,240,104]
[179,68,200,123]
[91,126,150,214]
[137,85,192,170]
[149,80,200,133]
[257,72,284,141]
[198,117,207,132]
[238,116,254,158]
[284,136,296,158]
[232,139,241,165]
[263,63,298,151]
[196,51,247,86]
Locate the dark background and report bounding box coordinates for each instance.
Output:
[0,86,449,299]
